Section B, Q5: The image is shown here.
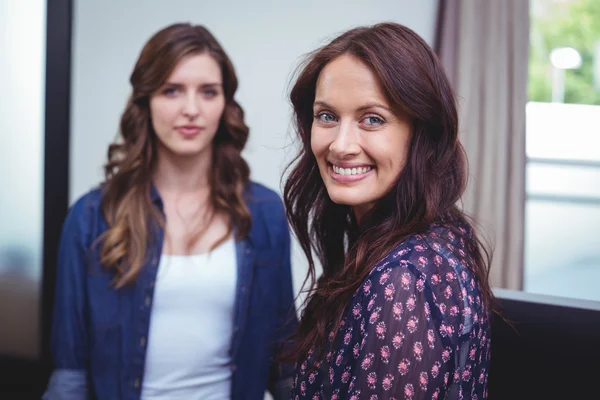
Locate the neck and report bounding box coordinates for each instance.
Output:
[153,144,212,196]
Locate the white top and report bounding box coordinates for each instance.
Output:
[141,238,237,400]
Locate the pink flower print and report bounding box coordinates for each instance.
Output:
[398,358,411,375]
[341,366,352,383]
[352,303,362,320]
[329,330,335,341]
[419,372,429,391]
[413,341,423,361]
[444,285,453,299]
[417,256,428,268]
[401,273,412,290]
[308,371,316,384]
[349,394,359,400]
[462,366,472,381]
[432,242,442,251]
[442,348,451,363]
[361,353,375,370]
[446,243,455,252]
[431,361,441,378]
[472,395,478,400]
[450,305,459,317]
[326,351,332,362]
[312,394,319,400]
[380,345,391,364]
[414,244,426,252]
[427,329,436,349]
[392,302,404,321]
[479,370,486,384]
[416,278,425,292]
[406,294,417,311]
[469,345,477,360]
[331,390,340,400]
[367,371,377,390]
[379,270,390,285]
[360,320,366,335]
[329,367,334,383]
[463,306,472,317]
[363,280,372,294]
[431,273,441,285]
[335,349,344,366]
[353,343,360,358]
[424,302,431,320]
[458,249,466,258]
[404,383,415,399]
[444,372,450,385]
[382,373,395,391]
[447,231,456,241]
[445,271,455,282]
[453,370,460,382]
[367,295,377,312]
[384,283,396,301]
[369,307,382,324]
[369,396,378,400]
[397,248,409,256]
[300,360,308,373]
[432,388,440,399]
[407,316,419,333]
[343,328,353,345]
[376,321,387,339]
[392,332,405,349]
[300,381,306,395]
[438,302,446,315]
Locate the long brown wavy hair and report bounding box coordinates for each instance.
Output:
[283,22,495,363]
[99,23,251,287]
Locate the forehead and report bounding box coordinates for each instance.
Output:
[314,54,388,107]
[167,52,222,83]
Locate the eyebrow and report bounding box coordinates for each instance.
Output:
[164,82,223,88]
[313,100,392,113]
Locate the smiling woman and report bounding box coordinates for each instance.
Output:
[284,22,495,399]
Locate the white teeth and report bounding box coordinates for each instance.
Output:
[332,165,372,175]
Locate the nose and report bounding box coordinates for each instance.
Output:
[328,120,361,158]
[182,93,200,119]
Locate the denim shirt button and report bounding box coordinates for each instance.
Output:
[140,336,146,348]
[145,296,151,307]
[231,364,237,372]
[134,378,141,389]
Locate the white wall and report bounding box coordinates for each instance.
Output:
[0,0,46,359]
[70,0,438,299]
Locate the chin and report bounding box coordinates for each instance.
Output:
[326,188,371,208]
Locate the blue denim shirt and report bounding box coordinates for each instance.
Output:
[43,181,298,400]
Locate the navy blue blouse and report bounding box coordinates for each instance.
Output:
[291,220,491,400]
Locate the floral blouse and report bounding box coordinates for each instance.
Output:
[291,220,491,399]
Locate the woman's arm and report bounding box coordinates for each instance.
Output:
[42,199,91,400]
[268,203,298,400]
[348,262,457,399]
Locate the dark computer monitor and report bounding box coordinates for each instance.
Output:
[488,289,600,399]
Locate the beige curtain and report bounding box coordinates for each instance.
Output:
[435,0,529,290]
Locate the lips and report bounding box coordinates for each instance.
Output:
[176,125,203,137]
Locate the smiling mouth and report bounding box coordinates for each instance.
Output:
[331,164,372,176]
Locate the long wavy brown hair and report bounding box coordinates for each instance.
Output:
[99,23,251,287]
[283,22,495,364]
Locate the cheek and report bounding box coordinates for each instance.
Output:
[207,98,226,124]
[150,101,178,129]
[310,128,328,160]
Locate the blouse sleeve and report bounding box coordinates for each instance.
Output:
[347,262,456,399]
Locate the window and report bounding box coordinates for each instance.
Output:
[525,0,600,302]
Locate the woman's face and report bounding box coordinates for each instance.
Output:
[311,54,413,221]
[149,52,225,160]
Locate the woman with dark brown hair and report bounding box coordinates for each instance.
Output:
[43,23,296,400]
[284,22,493,399]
